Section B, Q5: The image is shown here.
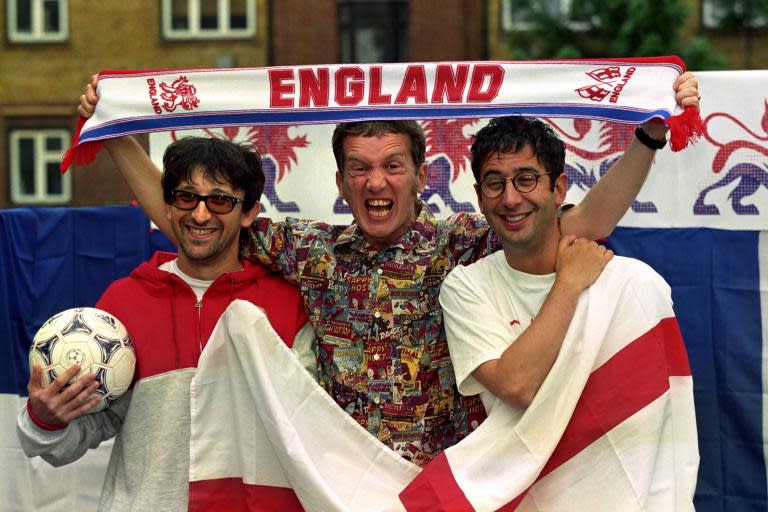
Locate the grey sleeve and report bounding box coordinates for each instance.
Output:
[16,391,131,467]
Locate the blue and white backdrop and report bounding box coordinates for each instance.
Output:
[1,71,766,511]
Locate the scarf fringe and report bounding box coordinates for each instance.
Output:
[665,107,704,152]
[60,116,103,173]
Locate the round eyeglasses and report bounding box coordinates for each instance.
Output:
[478,171,553,198]
[170,190,244,214]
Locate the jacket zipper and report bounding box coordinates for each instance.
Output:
[195,298,204,353]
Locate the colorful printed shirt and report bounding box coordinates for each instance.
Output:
[243,201,498,466]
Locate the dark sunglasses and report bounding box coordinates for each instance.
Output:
[170,190,244,214]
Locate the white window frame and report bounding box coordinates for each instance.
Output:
[7,0,68,43]
[161,0,257,40]
[501,0,591,31]
[701,0,766,29]
[10,130,72,204]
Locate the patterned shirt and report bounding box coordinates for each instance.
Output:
[243,201,498,466]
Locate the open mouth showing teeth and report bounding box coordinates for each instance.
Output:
[366,199,393,218]
[190,227,215,235]
[503,213,528,223]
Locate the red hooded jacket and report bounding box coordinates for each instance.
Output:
[96,251,308,382]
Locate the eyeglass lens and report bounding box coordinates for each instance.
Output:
[481,172,545,197]
[172,191,237,214]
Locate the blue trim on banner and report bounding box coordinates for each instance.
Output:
[78,105,673,142]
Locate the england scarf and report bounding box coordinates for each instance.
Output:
[188,256,698,511]
[61,56,702,172]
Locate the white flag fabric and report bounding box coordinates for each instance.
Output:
[189,257,698,511]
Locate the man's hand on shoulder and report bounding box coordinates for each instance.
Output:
[27,363,101,428]
[554,235,613,292]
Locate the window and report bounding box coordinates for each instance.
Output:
[162,0,256,40]
[701,0,766,29]
[10,130,71,204]
[7,0,68,42]
[338,0,408,63]
[501,0,592,31]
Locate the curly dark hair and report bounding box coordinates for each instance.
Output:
[161,136,264,212]
[470,116,565,191]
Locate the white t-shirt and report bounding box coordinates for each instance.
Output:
[439,251,555,413]
[159,259,214,301]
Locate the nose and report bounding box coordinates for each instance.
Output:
[365,167,387,191]
[500,179,524,208]
[190,199,213,223]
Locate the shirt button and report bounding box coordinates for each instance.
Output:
[374,311,381,318]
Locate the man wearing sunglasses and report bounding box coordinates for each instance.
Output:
[438,116,697,508]
[17,137,312,511]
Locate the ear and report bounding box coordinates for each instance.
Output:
[473,183,483,206]
[335,170,345,200]
[416,163,427,193]
[164,202,172,223]
[240,202,260,228]
[554,173,568,206]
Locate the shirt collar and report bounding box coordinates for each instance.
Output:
[334,199,437,255]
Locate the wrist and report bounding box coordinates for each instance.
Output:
[634,125,667,151]
[551,274,588,297]
[26,399,67,431]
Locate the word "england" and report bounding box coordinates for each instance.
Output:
[269,64,505,108]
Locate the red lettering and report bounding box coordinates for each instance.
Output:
[395,65,428,104]
[335,67,365,106]
[431,64,469,103]
[298,68,329,107]
[147,79,162,114]
[269,69,295,108]
[467,64,504,102]
[368,66,392,104]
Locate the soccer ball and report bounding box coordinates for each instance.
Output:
[29,307,136,414]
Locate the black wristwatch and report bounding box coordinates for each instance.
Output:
[634,126,667,150]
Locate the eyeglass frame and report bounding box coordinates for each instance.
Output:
[169,189,245,214]
[475,171,555,199]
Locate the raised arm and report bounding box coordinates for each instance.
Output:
[559,72,700,240]
[78,76,173,240]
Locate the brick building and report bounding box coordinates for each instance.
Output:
[1,0,270,208]
[0,0,763,209]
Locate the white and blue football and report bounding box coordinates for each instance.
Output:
[29,307,136,413]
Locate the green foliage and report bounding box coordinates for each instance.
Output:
[707,0,768,31]
[506,0,727,70]
[707,0,768,68]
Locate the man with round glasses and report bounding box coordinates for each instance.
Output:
[442,116,614,409]
[439,116,697,507]
[17,136,312,510]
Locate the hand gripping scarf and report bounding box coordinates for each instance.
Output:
[61,56,702,172]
